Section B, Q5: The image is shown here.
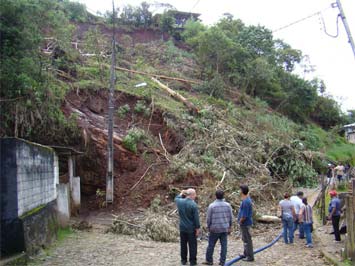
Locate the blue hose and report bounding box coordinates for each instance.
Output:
[224,231,283,266]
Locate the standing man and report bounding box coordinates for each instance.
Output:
[327,190,341,242]
[334,162,345,183]
[237,185,254,262]
[290,191,304,239]
[175,188,200,266]
[202,190,233,266]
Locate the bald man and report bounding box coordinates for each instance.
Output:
[175,189,201,266]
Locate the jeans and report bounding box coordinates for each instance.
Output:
[180,231,197,265]
[303,222,313,245]
[332,215,341,241]
[240,226,254,260]
[282,216,294,244]
[293,216,304,238]
[206,232,228,264]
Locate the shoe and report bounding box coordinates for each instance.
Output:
[181,261,187,265]
[306,244,313,248]
[242,257,254,262]
[238,254,246,258]
[202,262,213,265]
[219,262,225,266]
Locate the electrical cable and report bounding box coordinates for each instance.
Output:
[320,12,341,38]
[190,0,201,13]
[272,6,331,33]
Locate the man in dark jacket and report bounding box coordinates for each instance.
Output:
[202,190,233,266]
[175,188,200,266]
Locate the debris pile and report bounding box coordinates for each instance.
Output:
[110,211,179,242]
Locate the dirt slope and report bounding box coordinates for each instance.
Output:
[62,89,204,211]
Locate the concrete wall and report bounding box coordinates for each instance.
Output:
[16,140,56,216]
[0,138,58,257]
[56,183,70,227]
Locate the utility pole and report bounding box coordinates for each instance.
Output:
[106,0,116,204]
[335,0,355,59]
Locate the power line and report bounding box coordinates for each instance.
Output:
[272,10,325,33]
[190,0,200,13]
[320,12,341,38]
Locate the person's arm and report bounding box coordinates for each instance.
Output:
[291,205,296,220]
[239,201,246,225]
[206,205,212,231]
[277,204,282,218]
[328,206,336,220]
[193,205,200,236]
[299,206,304,223]
[228,205,233,232]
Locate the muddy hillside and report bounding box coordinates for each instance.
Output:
[62,89,206,210]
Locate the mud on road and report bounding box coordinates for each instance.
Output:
[30,227,329,266]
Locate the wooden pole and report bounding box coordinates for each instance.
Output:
[345,179,355,261]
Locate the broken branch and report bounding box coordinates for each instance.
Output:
[151,77,199,115]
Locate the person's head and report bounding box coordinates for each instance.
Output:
[329,190,337,198]
[215,189,224,200]
[284,192,290,199]
[186,188,197,200]
[302,197,308,205]
[239,185,249,196]
[297,191,304,198]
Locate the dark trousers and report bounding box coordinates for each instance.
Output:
[332,215,341,241]
[180,231,197,265]
[206,232,228,264]
[240,225,254,260]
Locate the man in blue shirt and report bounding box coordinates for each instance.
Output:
[175,188,200,265]
[327,190,341,241]
[237,184,254,262]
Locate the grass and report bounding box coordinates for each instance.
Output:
[326,143,355,165]
[57,227,74,241]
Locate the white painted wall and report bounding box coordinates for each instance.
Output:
[16,142,56,217]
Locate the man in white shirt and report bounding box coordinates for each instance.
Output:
[290,191,304,239]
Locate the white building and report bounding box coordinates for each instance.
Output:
[344,123,355,144]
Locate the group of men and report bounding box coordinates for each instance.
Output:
[174,185,253,266]
[327,162,351,186]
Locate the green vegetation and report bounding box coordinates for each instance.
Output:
[0,0,82,144]
[326,143,355,165]
[117,104,130,118]
[1,1,353,190]
[122,128,149,153]
[19,204,45,219]
[134,100,150,116]
[57,227,74,241]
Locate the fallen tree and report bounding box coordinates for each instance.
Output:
[151,77,199,115]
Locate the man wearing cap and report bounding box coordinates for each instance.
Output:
[175,188,201,265]
[327,190,341,242]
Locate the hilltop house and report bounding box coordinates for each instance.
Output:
[344,123,355,144]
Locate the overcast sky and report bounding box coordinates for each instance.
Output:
[79,0,355,112]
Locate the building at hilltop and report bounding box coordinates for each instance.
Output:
[344,123,355,144]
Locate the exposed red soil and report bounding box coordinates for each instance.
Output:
[62,89,205,211]
[74,22,169,45]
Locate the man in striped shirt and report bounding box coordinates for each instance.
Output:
[299,197,313,248]
[202,190,233,266]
